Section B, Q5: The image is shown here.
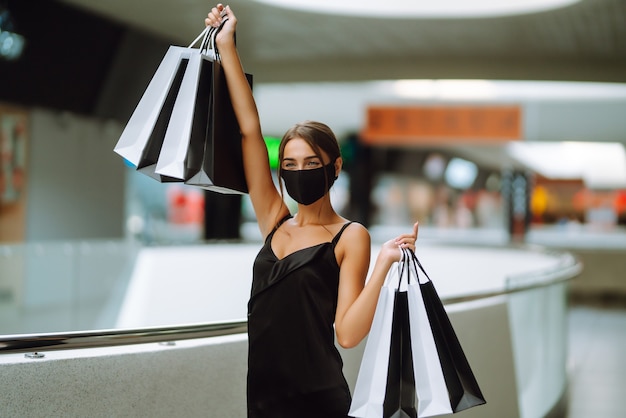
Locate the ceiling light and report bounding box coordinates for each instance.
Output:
[392,80,497,100]
[445,158,478,189]
[253,0,581,18]
[423,153,447,181]
[0,7,25,61]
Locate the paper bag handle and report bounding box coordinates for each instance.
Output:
[186,19,232,62]
[188,26,213,49]
[404,248,432,284]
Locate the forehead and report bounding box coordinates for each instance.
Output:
[283,137,318,158]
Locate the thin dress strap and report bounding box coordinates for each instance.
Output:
[265,214,292,241]
[332,221,354,247]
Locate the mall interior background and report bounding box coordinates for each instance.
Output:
[1,0,624,292]
[0,1,625,417]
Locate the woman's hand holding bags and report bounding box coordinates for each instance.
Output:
[349,249,486,418]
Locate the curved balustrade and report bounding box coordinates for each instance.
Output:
[0,239,581,418]
[0,244,578,354]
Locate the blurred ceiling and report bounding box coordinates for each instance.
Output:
[54,0,626,184]
[59,0,626,83]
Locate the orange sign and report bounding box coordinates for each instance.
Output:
[361,105,522,145]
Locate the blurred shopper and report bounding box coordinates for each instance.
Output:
[206,4,418,417]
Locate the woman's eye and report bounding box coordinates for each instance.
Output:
[281,160,321,169]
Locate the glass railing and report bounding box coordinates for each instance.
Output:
[504,246,581,292]
[0,239,140,336]
[505,249,579,418]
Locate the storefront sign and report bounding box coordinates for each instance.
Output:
[361,105,522,144]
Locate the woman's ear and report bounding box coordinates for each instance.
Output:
[334,157,343,179]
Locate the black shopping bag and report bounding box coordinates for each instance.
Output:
[412,253,486,413]
[406,249,486,415]
[184,54,251,194]
[383,290,418,418]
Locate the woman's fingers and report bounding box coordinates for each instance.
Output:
[394,222,419,244]
[205,4,225,27]
[392,222,419,254]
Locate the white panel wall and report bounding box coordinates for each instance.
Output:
[26,109,126,241]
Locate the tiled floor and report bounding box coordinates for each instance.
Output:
[567,304,626,418]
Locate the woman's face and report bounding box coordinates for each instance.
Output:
[281,137,329,171]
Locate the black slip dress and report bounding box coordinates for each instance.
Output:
[247,215,353,418]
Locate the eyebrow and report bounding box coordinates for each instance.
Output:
[282,156,320,161]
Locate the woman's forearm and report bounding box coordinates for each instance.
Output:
[335,252,395,348]
[336,225,417,348]
[216,39,262,138]
[213,25,285,234]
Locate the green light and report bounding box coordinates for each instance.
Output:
[264,136,281,169]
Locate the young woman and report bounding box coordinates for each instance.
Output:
[206,5,419,417]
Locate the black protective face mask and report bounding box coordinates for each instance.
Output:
[280,161,337,205]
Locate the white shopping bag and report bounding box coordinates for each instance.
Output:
[113,45,192,167]
[155,27,220,180]
[406,277,453,417]
[153,51,203,179]
[406,250,486,415]
[349,260,404,418]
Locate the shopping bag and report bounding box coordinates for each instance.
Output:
[383,289,418,418]
[349,249,486,418]
[153,47,204,181]
[113,45,193,169]
[134,49,192,182]
[349,260,405,418]
[114,27,212,181]
[156,20,250,194]
[406,251,486,414]
[405,255,454,417]
[182,51,251,193]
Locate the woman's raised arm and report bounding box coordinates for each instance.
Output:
[205,4,288,237]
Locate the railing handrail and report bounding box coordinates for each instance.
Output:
[0,320,248,355]
[0,245,582,356]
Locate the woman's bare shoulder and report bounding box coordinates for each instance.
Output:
[339,220,370,244]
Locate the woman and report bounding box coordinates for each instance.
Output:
[206,5,419,417]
